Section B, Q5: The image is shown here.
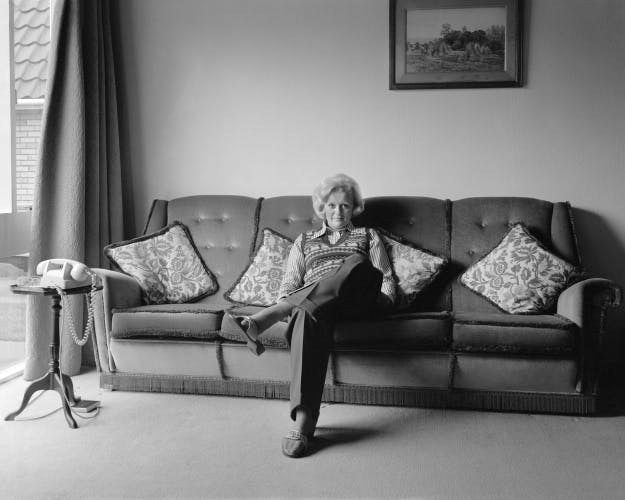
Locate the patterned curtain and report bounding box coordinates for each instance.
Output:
[24,0,125,379]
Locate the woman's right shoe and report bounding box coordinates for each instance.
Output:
[281,430,309,458]
[225,313,265,356]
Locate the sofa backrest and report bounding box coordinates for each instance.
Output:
[256,196,322,245]
[355,196,452,311]
[257,195,452,312]
[450,197,581,313]
[144,195,260,309]
[143,195,581,314]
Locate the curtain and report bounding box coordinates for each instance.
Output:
[24,0,125,379]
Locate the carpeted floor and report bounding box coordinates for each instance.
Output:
[2,369,625,500]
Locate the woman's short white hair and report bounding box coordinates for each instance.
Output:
[312,173,365,219]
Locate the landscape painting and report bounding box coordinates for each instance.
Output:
[390,0,523,89]
[406,7,506,73]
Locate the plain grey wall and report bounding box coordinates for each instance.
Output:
[113,0,625,361]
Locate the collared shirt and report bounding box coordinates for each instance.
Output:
[278,222,396,303]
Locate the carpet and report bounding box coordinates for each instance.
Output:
[2,369,625,500]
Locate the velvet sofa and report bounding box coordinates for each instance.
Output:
[92,195,621,415]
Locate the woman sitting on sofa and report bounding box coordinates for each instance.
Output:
[226,173,396,458]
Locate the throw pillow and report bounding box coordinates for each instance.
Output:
[460,223,578,314]
[104,221,218,304]
[378,229,448,310]
[225,228,293,306]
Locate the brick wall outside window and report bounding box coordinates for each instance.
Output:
[14,106,42,212]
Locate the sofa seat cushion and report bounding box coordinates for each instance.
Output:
[333,312,451,351]
[452,312,578,355]
[111,304,223,340]
[220,306,290,349]
[222,308,451,351]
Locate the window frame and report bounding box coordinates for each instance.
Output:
[1,0,16,214]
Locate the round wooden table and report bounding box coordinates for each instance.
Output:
[5,283,101,428]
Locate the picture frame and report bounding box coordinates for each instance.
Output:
[390,0,523,89]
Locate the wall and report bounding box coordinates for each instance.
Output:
[114,1,625,352]
[14,106,41,212]
[0,108,40,257]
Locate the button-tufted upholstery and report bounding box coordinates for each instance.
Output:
[136,195,584,340]
[355,196,451,312]
[255,195,452,311]
[96,194,621,415]
[355,196,450,256]
[165,195,260,309]
[256,196,320,248]
[451,197,581,313]
[253,196,579,314]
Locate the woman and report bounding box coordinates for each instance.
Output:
[225,173,395,458]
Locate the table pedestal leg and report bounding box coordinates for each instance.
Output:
[4,293,79,429]
[4,372,78,429]
[4,372,51,421]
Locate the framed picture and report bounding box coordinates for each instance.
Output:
[390,0,523,89]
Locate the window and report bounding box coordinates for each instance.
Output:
[0,1,14,215]
[0,0,49,380]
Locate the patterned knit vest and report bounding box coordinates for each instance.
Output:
[301,227,369,287]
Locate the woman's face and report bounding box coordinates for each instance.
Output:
[323,189,354,231]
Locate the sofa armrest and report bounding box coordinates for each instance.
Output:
[91,268,143,373]
[557,278,622,395]
[558,278,622,319]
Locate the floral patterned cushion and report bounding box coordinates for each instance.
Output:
[225,228,293,306]
[379,230,447,310]
[460,223,578,314]
[104,221,218,305]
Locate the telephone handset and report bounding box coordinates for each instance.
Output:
[36,259,99,347]
[36,259,93,289]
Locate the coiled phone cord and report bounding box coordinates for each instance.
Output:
[56,272,101,421]
[57,272,99,347]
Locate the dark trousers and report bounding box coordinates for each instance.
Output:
[284,254,383,421]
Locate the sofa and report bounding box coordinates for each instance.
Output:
[92,195,621,415]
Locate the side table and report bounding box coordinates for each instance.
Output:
[5,283,101,429]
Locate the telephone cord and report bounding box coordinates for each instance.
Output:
[56,273,101,420]
[54,314,101,420]
[57,373,101,420]
[57,273,98,347]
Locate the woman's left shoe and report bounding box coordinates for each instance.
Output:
[224,313,265,356]
[281,430,309,458]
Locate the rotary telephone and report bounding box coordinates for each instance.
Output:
[36,259,93,289]
[36,259,100,347]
